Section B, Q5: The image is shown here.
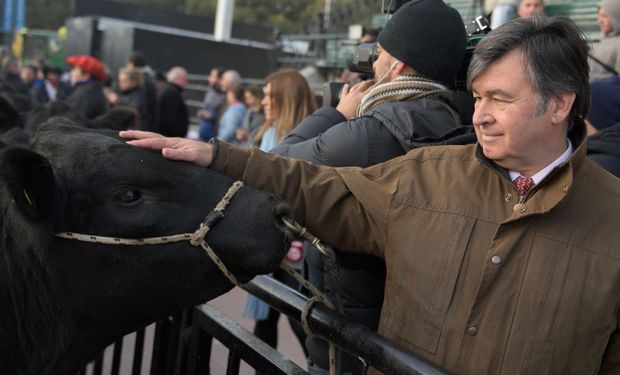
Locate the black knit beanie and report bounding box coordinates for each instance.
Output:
[377,0,467,87]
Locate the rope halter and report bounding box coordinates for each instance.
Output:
[55,181,245,285]
[55,180,344,375]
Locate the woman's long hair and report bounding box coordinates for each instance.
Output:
[254,69,316,144]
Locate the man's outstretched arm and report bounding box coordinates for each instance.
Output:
[120,130,391,258]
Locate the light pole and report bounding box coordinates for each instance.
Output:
[214,0,235,41]
[324,0,333,32]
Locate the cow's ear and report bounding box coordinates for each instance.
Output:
[0,147,56,220]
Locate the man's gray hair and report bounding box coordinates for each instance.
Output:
[166,66,188,84]
[467,16,590,118]
[222,70,241,84]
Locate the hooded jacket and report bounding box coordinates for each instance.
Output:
[589,0,620,81]
[212,120,620,374]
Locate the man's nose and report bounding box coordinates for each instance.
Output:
[473,102,493,126]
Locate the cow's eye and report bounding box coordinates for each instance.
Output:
[117,190,142,204]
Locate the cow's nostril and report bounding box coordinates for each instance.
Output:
[273,201,295,235]
[273,201,294,221]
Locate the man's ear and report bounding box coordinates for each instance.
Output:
[550,92,576,125]
[393,60,406,75]
[0,147,57,221]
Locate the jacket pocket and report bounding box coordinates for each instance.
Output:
[520,236,620,374]
[386,210,475,354]
[523,327,610,375]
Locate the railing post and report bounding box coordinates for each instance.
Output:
[132,327,146,375]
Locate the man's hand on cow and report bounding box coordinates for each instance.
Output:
[120,130,214,167]
[336,79,375,119]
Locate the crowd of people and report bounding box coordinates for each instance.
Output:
[3,0,620,373]
[0,48,184,137]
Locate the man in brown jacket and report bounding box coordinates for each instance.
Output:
[123,16,620,374]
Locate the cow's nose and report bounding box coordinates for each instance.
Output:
[273,200,293,221]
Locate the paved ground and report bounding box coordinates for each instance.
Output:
[85,287,306,374]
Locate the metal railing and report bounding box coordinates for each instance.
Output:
[83,275,449,375]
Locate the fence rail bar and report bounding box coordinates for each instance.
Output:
[111,338,123,375]
[192,303,307,374]
[187,328,213,375]
[242,275,451,375]
[150,318,172,375]
[132,327,146,375]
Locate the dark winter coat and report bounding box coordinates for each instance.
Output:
[116,86,150,131]
[142,72,158,130]
[31,83,51,105]
[588,122,620,178]
[155,83,189,138]
[66,80,108,121]
[2,72,29,96]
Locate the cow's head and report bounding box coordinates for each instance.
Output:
[0,118,291,372]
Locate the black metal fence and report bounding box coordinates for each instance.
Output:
[82,275,449,375]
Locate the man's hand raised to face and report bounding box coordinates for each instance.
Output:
[336,79,375,119]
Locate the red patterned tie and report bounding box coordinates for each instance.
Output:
[515,175,535,196]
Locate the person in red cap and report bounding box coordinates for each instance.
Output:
[65,55,108,120]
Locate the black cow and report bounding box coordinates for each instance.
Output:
[0,118,291,374]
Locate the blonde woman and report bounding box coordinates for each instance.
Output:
[245,69,315,358]
[252,69,316,151]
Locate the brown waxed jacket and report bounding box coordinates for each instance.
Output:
[212,120,620,374]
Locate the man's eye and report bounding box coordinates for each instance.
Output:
[118,190,142,204]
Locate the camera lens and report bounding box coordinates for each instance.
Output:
[351,42,377,74]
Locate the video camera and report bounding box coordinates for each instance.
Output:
[350,42,378,75]
[322,41,378,108]
[322,43,377,108]
[322,15,491,108]
[455,15,491,92]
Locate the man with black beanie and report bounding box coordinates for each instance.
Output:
[270,1,476,373]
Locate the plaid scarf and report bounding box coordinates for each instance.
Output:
[356,74,449,117]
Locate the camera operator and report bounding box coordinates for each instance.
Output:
[270,0,476,373]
